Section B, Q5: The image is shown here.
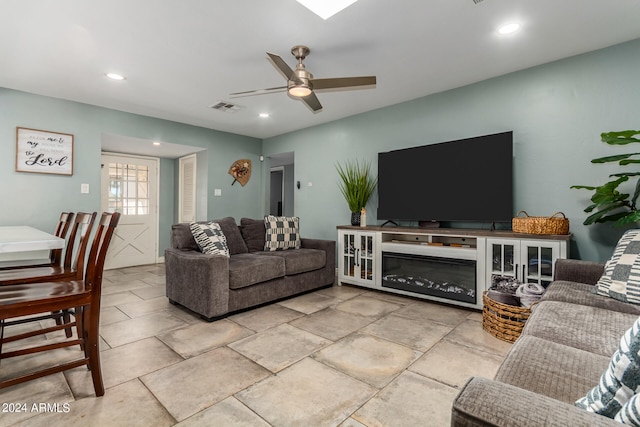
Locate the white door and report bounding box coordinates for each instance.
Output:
[101,154,159,269]
[178,154,196,223]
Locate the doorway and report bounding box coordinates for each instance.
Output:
[270,167,284,216]
[101,153,159,269]
[269,152,295,217]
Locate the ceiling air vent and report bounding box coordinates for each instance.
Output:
[210,101,241,113]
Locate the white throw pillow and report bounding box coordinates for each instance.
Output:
[595,230,640,304]
[576,317,640,418]
[189,222,230,257]
[616,394,640,425]
[264,215,301,252]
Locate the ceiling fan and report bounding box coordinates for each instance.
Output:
[230,45,376,112]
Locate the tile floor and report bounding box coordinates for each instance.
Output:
[1,264,512,426]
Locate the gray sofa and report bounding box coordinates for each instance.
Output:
[164,217,336,320]
[452,258,640,426]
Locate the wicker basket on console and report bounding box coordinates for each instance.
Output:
[482,291,532,343]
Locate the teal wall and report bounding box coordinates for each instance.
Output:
[263,38,640,262]
[3,38,640,263]
[0,88,262,256]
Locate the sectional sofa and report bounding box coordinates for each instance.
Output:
[452,258,640,426]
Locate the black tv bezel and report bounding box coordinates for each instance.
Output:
[376,131,513,223]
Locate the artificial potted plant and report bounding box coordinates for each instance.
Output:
[336,159,377,226]
[571,130,640,226]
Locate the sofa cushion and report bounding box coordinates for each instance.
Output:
[543,281,640,315]
[189,222,230,257]
[495,335,609,404]
[596,229,640,304]
[524,300,638,357]
[172,223,200,251]
[213,217,248,255]
[172,218,248,255]
[264,215,301,251]
[240,218,266,252]
[228,253,285,290]
[576,318,640,418]
[257,248,326,275]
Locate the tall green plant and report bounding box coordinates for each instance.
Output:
[336,159,377,213]
[571,130,640,226]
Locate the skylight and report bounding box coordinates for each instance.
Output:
[296,0,359,20]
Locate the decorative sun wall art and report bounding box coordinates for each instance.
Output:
[229,159,251,186]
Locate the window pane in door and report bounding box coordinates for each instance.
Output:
[107,162,151,216]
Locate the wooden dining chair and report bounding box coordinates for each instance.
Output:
[0,212,75,270]
[0,212,120,396]
[0,212,97,285]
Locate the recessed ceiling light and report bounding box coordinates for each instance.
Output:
[152,142,161,146]
[259,113,270,118]
[296,0,358,20]
[105,72,126,81]
[497,23,521,35]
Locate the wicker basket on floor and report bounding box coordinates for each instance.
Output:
[482,291,531,343]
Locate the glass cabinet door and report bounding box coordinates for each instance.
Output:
[359,234,375,283]
[342,232,356,279]
[489,240,518,281]
[339,230,377,286]
[524,242,558,287]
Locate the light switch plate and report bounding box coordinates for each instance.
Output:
[214,189,222,196]
[81,183,90,194]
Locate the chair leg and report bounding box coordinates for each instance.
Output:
[84,305,104,396]
[73,307,85,351]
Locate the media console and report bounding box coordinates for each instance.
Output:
[337,225,570,310]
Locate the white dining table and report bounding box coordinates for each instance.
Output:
[0,226,65,261]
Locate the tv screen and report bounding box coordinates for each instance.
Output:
[377,131,513,223]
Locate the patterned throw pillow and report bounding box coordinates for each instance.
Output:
[189,222,230,257]
[264,215,301,252]
[575,317,640,418]
[616,394,640,425]
[595,230,640,304]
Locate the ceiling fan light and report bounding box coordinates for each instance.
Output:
[288,86,312,97]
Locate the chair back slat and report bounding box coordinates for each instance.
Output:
[61,213,97,279]
[50,212,75,264]
[84,212,121,292]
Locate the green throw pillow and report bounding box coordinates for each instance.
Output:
[576,317,640,418]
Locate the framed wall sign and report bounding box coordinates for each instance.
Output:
[16,127,74,175]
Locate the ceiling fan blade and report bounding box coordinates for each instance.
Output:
[300,91,322,112]
[311,76,376,90]
[229,86,287,98]
[267,52,295,80]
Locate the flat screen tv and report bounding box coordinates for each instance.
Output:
[377,131,513,223]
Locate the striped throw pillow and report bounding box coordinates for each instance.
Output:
[264,215,301,252]
[616,394,640,425]
[595,230,640,304]
[576,317,640,418]
[189,222,230,257]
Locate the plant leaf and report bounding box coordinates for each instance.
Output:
[616,211,640,225]
[601,130,640,145]
[591,154,638,163]
[583,202,627,225]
